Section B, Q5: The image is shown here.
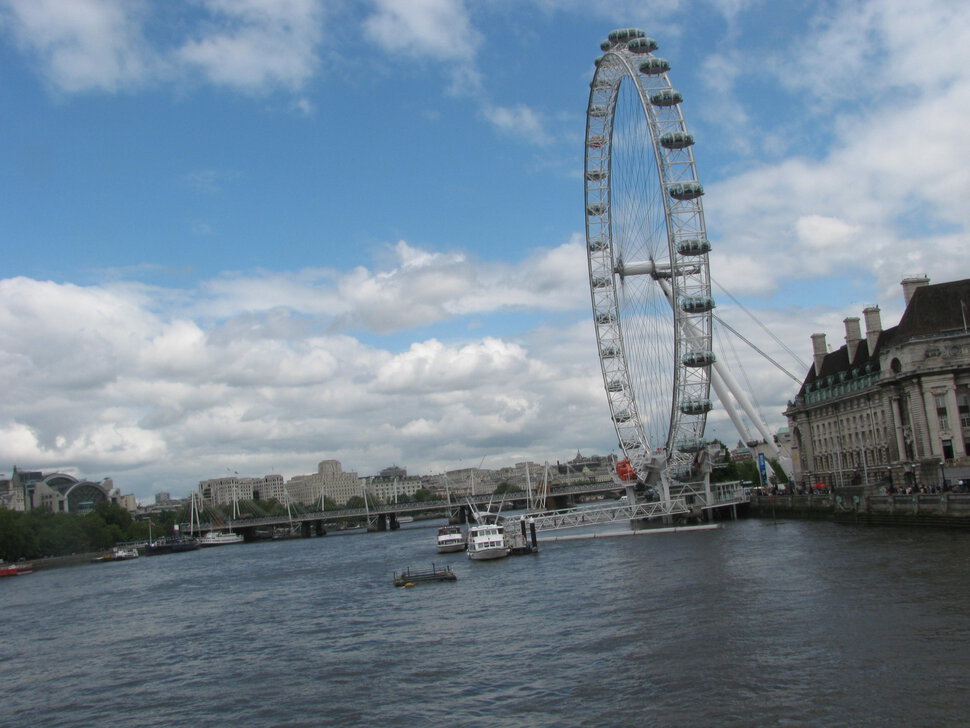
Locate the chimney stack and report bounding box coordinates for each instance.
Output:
[844,317,862,362]
[863,306,882,357]
[811,333,827,377]
[901,275,930,306]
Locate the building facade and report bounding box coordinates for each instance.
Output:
[0,468,129,513]
[785,277,970,490]
[285,460,361,507]
[199,474,286,508]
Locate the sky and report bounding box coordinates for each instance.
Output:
[2,0,968,503]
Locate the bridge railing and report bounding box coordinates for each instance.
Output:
[181,480,631,532]
[509,499,691,533]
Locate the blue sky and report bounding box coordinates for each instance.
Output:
[2,0,968,502]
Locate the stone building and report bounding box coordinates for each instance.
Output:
[785,276,970,490]
[198,474,286,508]
[363,473,425,503]
[285,460,361,507]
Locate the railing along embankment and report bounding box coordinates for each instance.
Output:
[748,492,970,528]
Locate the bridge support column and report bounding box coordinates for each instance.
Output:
[301,521,312,538]
[389,513,399,530]
[368,514,388,532]
[314,521,327,536]
[547,493,572,510]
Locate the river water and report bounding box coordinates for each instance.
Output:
[2,518,969,727]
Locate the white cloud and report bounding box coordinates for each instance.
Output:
[176,0,323,93]
[0,241,609,500]
[362,0,479,63]
[482,104,552,145]
[0,0,153,92]
[702,0,970,298]
[0,0,325,94]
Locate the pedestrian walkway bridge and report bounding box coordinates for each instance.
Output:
[184,480,748,536]
[513,481,748,534]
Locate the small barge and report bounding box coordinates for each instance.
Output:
[393,564,457,587]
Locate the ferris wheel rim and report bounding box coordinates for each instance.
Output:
[584,29,714,487]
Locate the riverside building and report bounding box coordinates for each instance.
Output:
[785,276,970,490]
[284,459,361,507]
[198,474,286,508]
[0,467,133,513]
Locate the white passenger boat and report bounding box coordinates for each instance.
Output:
[466,523,509,561]
[436,525,466,553]
[198,530,244,547]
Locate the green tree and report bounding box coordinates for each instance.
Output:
[0,509,30,561]
[344,496,366,509]
[493,482,522,495]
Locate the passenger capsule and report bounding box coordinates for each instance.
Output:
[600,345,619,358]
[588,105,608,118]
[627,37,659,54]
[608,28,646,44]
[606,379,625,392]
[586,169,608,181]
[586,202,607,216]
[650,89,683,107]
[668,182,704,200]
[588,237,609,251]
[591,277,611,289]
[590,77,613,90]
[613,410,632,423]
[587,135,607,148]
[600,41,611,52]
[677,238,711,256]
[595,311,616,324]
[680,295,715,314]
[682,350,716,367]
[639,57,670,75]
[680,398,713,416]
[660,132,694,149]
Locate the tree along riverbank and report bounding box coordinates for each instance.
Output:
[0,502,175,563]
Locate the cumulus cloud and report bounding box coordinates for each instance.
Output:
[0,240,611,500]
[188,240,587,333]
[0,0,324,94]
[0,0,154,93]
[362,0,479,63]
[701,0,970,299]
[176,0,323,93]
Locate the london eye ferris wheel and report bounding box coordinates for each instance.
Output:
[585,29,715,503]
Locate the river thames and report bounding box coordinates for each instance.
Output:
[2,517,969,727]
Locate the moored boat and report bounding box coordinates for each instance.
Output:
[435,524,466,553]
[466,523,509,561]
[91,546,140,562]
[0,562,33,576]
[143,535,200,556]
[198,530,245,547]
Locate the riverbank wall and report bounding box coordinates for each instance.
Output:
[748,493,970,528]
[24,552,103,571]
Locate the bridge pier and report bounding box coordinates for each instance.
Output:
[449,505,471,525]
[369,514,390,531]
[546,493,573,510]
